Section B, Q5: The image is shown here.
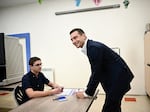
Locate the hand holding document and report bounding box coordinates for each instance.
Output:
[53,88,84,101]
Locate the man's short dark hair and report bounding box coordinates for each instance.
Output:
[29,57,41,66]
[70,28,85,35]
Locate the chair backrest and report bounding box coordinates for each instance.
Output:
[14,85,25,105]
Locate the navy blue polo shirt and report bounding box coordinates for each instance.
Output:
[21,71,50,102]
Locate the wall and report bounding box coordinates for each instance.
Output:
[0,0,150,95]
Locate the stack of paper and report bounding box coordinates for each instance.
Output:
[57,88,77,96]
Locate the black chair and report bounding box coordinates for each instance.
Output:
[14,85,25,105]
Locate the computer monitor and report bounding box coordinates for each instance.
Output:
[0,33,24,86]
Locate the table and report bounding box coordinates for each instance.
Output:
[9,89,99,112]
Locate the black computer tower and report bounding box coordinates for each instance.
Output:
[0,33,6,82]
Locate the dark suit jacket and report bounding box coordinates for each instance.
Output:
[85,40,134,97]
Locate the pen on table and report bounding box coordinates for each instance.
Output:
[53,96,66,101]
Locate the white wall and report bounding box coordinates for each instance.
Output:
[0,0,150,95]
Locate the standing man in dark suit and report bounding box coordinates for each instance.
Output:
[69,28,134,112]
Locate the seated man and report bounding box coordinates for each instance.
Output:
[22,57,63,103]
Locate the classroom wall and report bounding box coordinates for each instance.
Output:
[0,0,150,95]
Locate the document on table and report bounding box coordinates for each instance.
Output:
[57,88,84,96]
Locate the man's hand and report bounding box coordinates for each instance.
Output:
[51,87,63,94]
[76,91,85,99]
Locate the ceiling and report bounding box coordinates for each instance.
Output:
[0,0,38,8]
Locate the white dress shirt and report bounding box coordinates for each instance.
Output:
[81,38,92,98]
[81,38,88,55]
